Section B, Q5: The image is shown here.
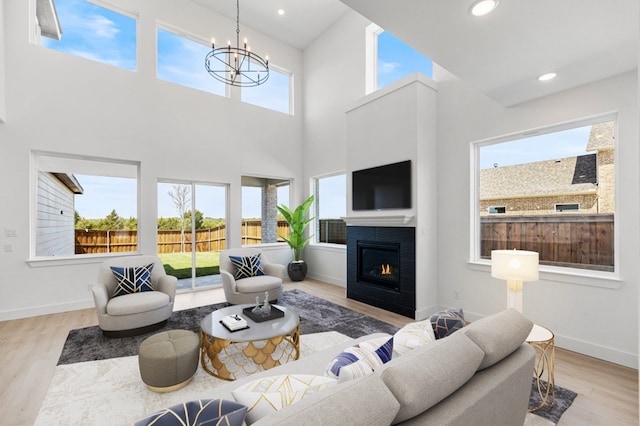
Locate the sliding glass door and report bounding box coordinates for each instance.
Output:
[157,181,227,291]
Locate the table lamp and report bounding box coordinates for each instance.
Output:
[491,249,539,313]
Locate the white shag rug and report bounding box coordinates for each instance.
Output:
[36,330,552,426]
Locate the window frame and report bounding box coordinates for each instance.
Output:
[156,22,229,98]
[241,175,292,247]
[555,203,580,213]
[240,62,294,115]
[470,113,620,285]
[312,172,347,246]
[29,151,141,265]
[488,206,506,214]
[33,0,140,72]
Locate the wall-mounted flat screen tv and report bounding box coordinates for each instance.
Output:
[352,160,411,211]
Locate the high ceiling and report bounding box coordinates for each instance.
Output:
[194,0,639,106]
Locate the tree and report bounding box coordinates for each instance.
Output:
[168,185,191,252]
[184,209,204,229]
[99,209,125,230]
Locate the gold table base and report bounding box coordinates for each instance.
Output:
[527,328,555,412]
[200,324,300,381]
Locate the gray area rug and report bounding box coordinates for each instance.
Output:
[58,289,576,424]
[58,289,399,365]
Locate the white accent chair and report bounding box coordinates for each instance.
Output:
[91,255,177,337]
[220,248,285,305]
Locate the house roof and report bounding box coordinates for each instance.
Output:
[587,121,615,152]
[480,154,597,200]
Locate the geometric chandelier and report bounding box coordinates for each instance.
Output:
[205,0,269,87]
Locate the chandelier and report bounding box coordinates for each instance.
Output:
[205,0,269,87]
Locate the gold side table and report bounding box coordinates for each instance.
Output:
[526,324,555,412]
[200,304,300,381]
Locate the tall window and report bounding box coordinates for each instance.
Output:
[315,174,346,245]
[241,176,290,245]
[157,181,227,291]
[241,65,292,114]
[475,118,616,272]
[33,152,138,258]
[37,0,137,72]
[157,27,226,97]
[366,24,433,94]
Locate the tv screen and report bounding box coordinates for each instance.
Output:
[352,160,411,211]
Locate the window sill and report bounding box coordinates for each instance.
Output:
[27,252,142,268]
[467,260,622,289]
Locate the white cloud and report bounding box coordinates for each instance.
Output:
[378,61,401,74]
[84,14,120,39]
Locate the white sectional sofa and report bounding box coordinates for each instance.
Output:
[200,308,536,426]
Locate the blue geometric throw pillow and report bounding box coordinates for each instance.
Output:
[229,254,264,280]
[325,335,394,382]
[110,263,155,297]
[134,399,248,426]
[430,308,465,339]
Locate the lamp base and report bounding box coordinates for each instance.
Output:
[507,280,523,313]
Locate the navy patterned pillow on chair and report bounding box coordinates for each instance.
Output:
[110,263,155,297]
[430,308,465,339]
[229,254,265,280]
[135,399,248,426]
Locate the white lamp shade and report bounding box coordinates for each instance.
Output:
[491,250,539,282]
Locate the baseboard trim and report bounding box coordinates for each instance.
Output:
[555,334,637,369]
[0,299,94,322]
[305,272,345,287]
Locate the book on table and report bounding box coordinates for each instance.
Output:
[221,314,248,331]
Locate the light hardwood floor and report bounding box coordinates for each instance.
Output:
[0,280,637,426]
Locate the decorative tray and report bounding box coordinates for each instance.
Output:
[242,305,285,323]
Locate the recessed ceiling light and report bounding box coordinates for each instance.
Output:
[470,0,499,16]
[538,72,557,82]
[277,8,285,16]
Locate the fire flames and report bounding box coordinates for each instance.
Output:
[380,264,391,275]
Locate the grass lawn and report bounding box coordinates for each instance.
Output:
[158,252,220,279]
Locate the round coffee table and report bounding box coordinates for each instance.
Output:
[200,304,300,380]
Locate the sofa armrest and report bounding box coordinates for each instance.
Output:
[156,274,177,302]
[221,270,238,293]
[263,262,285,280]
[91,282,110,315]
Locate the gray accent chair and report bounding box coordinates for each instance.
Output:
[220,248,285,305]
[91,255,177,337]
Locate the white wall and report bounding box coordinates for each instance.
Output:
[436,71,639,368]
[0,0,302,319]
[0,0,6,122]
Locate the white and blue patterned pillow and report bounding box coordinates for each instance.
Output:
[229,254,265,280]
[325,335,394,382]
[110,263,155,297]
[393,319,437,356]
[135,399,247,426]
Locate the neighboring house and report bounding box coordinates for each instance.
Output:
[480,122,615,216]
[35,172,83,256]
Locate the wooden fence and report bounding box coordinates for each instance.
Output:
[75,220,292,254]
[480,214,614,271]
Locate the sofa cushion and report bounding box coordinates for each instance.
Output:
[134,399,247,426]
[231,374,336,425]
[461,308,533,370]
[430,308,465,339]
[393,319,436,356]
[229,254,265,280]
[379,331,485,424]
[252,373,400,426]
[325,335,394,382]
[106,291,170,316]
[110,263,155,297]
[235,275,283,293]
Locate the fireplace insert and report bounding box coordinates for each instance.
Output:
[357,241,401,291]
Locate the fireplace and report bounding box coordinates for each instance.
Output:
[347,226,415,318]
[358,241,401,291]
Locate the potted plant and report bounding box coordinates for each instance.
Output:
[277,195,314,281]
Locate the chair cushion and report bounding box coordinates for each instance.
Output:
[135,399,247,426]
[229,254,265,280]
[235,275,283,293]
[110,263,155,297]
[325,335,394,382]
[106,291,170,316]
[232,374,337,424]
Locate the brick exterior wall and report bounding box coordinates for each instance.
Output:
[261,183,278,243]
[480,193,599,216]
[597,148,615,213]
